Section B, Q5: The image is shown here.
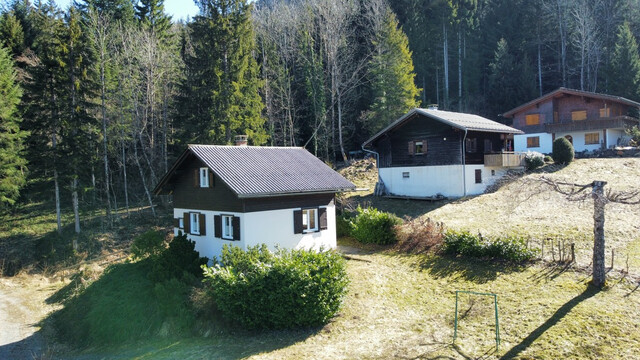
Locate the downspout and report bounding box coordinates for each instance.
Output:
[461,128,468,197]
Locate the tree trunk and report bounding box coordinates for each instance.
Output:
[337,87,348,163]
[134,136,156,217]
[458,28,462,111]
[538,42,543,97]
[72,178,80,234]
[443,21,449,109]
[591,180,607,287]
[100,49,112,223]
[54,169,61,234]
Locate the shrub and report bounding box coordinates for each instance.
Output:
[349,206,402,245]
[395,217,445,253]
[336,213,352,237]
[552,137,574,164]
[544,155,553,163]
[150,232,208,283]
[524,151,545,171]
[130,230,165,259]
[627,125,640,146]
[442,230,537,262]
[202,245,349,329]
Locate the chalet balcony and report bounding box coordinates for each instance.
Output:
[544,116,639,133]
[483,152,525,167]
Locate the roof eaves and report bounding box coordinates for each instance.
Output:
[152,147,193,195]
[237,187,356,199]
[362,108,420,147]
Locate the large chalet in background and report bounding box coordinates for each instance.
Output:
[503,87,640,153]
[363,108,523,198]
[154,144,355,260]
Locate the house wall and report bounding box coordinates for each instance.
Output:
[173,199,336,260]
[606,129,626,147]
[243,201,336,252]
[512,99,554,133]
[379,164,506,197]
[514,133,554,153]
[373,113,462,168]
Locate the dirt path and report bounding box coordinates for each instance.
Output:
[0,277,59,359]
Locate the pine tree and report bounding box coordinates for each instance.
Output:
[0,12,25,57]
[609,22,640,100]
[0,45,27,206]
[367,8,419,133]
[177,0,266,145]
[135,0,172,39]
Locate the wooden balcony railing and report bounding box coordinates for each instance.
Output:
[484,152,525,167]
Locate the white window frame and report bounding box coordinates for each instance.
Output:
[179,218,184,229]
[222,215,234,240]
[191,212,200,235]
[414,141,424,155]
[302,208,318,233]
[199,167,209,188]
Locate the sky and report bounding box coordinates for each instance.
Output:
[52,0,200,21]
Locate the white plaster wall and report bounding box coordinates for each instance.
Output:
[514,133,553,153]
[379,165,464,197]
[606,129,626,148]
[243,202,336,252]
[464,165,507,195]
[173,204,336,261]
[173,208,244,261]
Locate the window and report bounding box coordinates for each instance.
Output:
[415,141,424,154]
[179,218,184,229]
[525,114,540,125]
[475,169,482,184]
[526,136,540,148]
[222,215,234,240]
[191,213,200,235]
[465,138,477,153]
[600,108,610,118]
[402,172,410,178]
[293,208,327,234]
[408,140,426,155]
[199,167,209,188]
[571,110,587,121]
[302,208,318,233]
[585,132,600,145]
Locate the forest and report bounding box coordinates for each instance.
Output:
[2,0,640,231]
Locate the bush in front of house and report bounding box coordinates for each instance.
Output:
[130,230,165,259]
[336,212,352,237]
[524,151,545,171]
[350,206,402,245]
[149,231,208,282]
[552,137,574,164]
[202,244,349,329]
[442,230,537,262]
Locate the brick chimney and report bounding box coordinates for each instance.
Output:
[234,135,248,146]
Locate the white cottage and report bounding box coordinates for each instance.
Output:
[153,144,355,260]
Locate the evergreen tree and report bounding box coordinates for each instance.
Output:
[0,11,25,57]
[609,22,640,100]
[135,0,172,39]
[177,0,266,145]
[0,45,27,206]
[366,8,419,133]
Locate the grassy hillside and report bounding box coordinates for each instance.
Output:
[342,158,640,276]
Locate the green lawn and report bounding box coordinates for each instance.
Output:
[57,245,640,359]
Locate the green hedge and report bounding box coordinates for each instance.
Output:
[202,245,349,329]
[443,230,537,262]
[552,137,574,164]
[350,206,402,245]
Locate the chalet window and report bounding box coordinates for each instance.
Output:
[525,114,540,125]
[571,110,587,121]
[465,138,477,153]
[214,214,240,241]
[408,140,427,155]
[475,169,482,184]
[526,136,540,148]
[600,108,610,118]
[585,132,600,145]
[199,167,209,188]
[402,172,410,178]
[293,207,327,234]
[179,218,184,229]
[186,212,206,236]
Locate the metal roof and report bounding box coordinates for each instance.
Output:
[156,145,355,198]
[502,87,640,118]
[363,108,523,147]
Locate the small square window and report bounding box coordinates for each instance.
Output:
[200,167,209,188]
[585,132,600,145]
[402,172,410,178]
[527,136,540,148]
[475,169,482,184]
[302,208,318,233]
[415,141,423,154]
[222,215,234,240]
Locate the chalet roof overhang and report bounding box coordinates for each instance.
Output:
[153,145,356,198]
[502,87,640,118]
[362,108,523,148]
